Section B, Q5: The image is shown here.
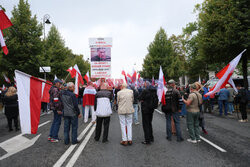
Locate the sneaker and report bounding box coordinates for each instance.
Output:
[239,119,246,123]
[135,122,140,125]
[197,139,201,142]
[202,129,208,135]
[50,139,59,143]
[48,136,52,141]
[177,138,184,142]
[187,138,197,144]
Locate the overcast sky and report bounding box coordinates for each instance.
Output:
[2,0,203,78]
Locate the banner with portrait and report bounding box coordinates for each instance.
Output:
[89,38,112,78]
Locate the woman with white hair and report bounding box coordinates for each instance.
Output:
[117,83,134,146]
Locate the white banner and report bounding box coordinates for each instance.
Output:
[91,61,111,78]
[89,37,112,78]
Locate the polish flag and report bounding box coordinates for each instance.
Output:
[73,64,84,84]
[122,70,127,83]
[152,77,155,86]
[3,74,10,83]
[205,49,246,97]
[0,30,8,55]
[41,81,52,103]
[74,72,80,96]
[82,85,96,107]
[1,84,5,90]
[67,66,76,78]
[107,78,114,87]
[0,7,13,30]
[84,71,90,83]
[54,75,57,80]
[157,66,166,105]
[15,70,44,134]
[131,69,137,83]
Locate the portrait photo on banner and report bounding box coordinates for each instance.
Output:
[91,48,111,62]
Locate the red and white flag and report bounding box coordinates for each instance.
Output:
[15,70,44,134]
[121,70,127,83]
[41,81,52,103]
[157,66,166,104]
[82,85,96,107]
[1,84,5,90]
[0,30,8,55]
[152,76,155,86]
[0,7,13,30]
[205,49,246,97]
[131,69,137,83]
[84,71,90,83]
[3,74,10,83]
[67,66,76,78]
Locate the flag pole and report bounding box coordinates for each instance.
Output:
[64,73,70,83]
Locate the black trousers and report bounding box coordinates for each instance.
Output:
[7,116,18,130]
[95,116,110,141]
[240,103,247,120]
[142,113,154,142]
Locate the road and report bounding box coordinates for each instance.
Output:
[0,106,250,167]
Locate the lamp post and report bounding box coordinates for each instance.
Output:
[42,14,51,80]
[43,14,51,40]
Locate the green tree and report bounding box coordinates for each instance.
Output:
[44,24,75,80]
[0,0,44,80]
[141,27,181,80]
[196,0,250,89]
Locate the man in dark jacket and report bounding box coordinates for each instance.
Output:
[48,79,63,143]
[236,85,248,122]
[162,79,184,142]
[139,81,158,145]
[60,82,81,145]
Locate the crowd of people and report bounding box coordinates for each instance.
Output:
[0,77,249,146]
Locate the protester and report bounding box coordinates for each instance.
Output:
[202,84,211,113]
[3,87,19,132]
[183,83,203,143]
[217,87,230,116]
[139,81,158,145]
[131,85,140,125]
[60,82,81,145]
[227,84,236,114]
[48,79,63,143]
[79,84,85,117]
[83,82,96,123]
[117,83,134,146]
[235,85,248,122]
[94,83,113,143]
[162,79,184,142]
[180,86,187,117]
[195,82,207,134]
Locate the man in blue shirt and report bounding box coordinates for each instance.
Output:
[217,88,230,116]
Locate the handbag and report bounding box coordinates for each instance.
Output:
[194,92,203,115]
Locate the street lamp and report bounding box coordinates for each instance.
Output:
[43,14,51,40]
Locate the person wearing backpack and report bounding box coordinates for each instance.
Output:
[162,79,184,142]
[139,81,158,145]
[182,83,203,144]
[236,85,248,122]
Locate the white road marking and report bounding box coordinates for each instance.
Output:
[0,120,51,160]
[155,109,164,115]
[53,122,93,167]
[38,120,51,128]
[0,134,41,160]
[66,125,96,167]
[200,136,227,152]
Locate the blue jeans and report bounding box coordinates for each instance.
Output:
[218,100,228,116]
[228,102,234,114]
[181,104,187,116]
[133,104,139,123]
[165,112,182,140]
[64,116,78,144]
[49,110,62,139]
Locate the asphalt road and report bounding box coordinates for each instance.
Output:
[0,106,249,167]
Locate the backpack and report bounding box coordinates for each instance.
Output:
[162,88,174,113]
